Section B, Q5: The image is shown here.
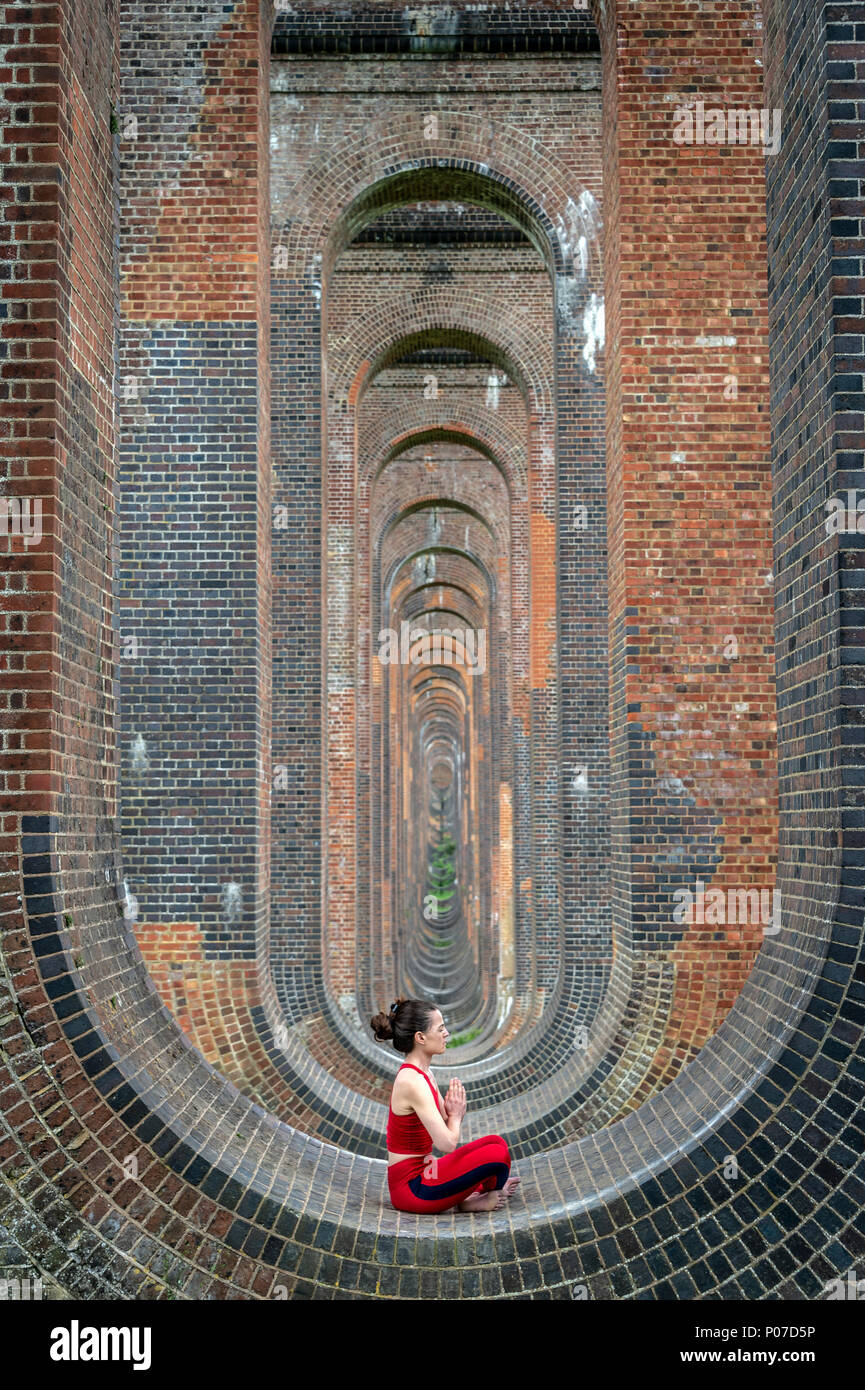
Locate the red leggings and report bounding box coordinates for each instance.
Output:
[387,1134,511,1214]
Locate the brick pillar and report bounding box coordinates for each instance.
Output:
[323,402,356,997]
[598,0,778,1039]
[269,270,322,1016]
[117,0,273,960]
[763,0,865,943]
[1,0,118,829]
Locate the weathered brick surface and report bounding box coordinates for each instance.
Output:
[1,0,862,1304]
[268,39,611,1051]
[593,0,780,1096]
[113,2,777,1105]
[116,0,273,959]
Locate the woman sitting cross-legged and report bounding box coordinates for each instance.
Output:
[371,996,520,1214]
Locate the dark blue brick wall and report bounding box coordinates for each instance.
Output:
[117,322,263,957]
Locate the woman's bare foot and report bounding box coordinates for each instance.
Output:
[458,1175,521,1212]
[458,1190,499,1212]
[489,1175,521,1209]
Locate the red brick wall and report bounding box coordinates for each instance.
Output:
[598,0,777,1081]
[2,0,117,827]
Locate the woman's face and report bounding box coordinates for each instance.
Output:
[422,1009,449,1054]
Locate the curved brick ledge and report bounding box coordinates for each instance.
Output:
[139,929,704,1159]
[9,810,854,1300]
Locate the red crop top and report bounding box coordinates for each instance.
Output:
[386,1064,443,1153]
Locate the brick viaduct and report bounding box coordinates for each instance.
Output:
[1,0,864,1299]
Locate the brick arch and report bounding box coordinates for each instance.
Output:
[369,422,528,495]
[366,433,522,998]
[274,145,603,292]
[267,95,596,1067]
[387,544,496,607]
[109,0,767,1162]
[328,163,567,276]
[373,473,517,1030]
[324,243,561,1027]
[380,498,498,550]
[369,447,519,612]
[8,0,857,1306]
[371,449,515,539]
[329,298,553,413]
[374,481,512,634]
[402,606,479,634]
[389,554,493,626]
[403,582,487,628]
[275,0,778,1137]
[397,597,492,1030]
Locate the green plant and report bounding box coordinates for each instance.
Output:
[423,824,458,917]
[428,867,455,890]
[431,887,455,903]
[447,1028,481,1049]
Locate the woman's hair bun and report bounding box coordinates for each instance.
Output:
[370,996,435,1053]
[370,1010,394,1042]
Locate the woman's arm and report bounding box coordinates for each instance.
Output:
[401,1074,466,1152]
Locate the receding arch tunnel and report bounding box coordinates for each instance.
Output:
[120,1,781,1134]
